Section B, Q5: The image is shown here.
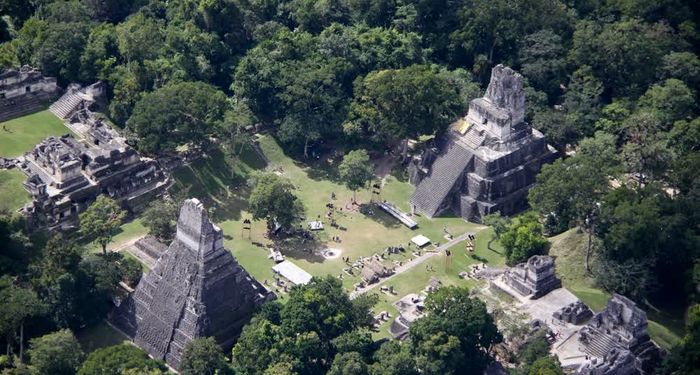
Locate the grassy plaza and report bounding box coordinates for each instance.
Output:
[0,109,70,158]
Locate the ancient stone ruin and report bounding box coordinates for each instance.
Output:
[553,301,593,325]
[0,66,59,121]
[578,294,663,374]
[361,258,394,284]
[49,81,105,120]
[503,255,562,299]
[113,199,275,369]
[11,80,168,230]
[18,124,167,230]
[410,65,556,222]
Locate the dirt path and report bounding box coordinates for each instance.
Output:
[110,235,146,253]
[350,231,473,299]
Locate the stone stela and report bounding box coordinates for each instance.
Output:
[112,198,275,370]
[410,64,557,222]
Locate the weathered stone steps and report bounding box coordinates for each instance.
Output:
[410,140,473,217]
[583,331,617,358]
[49,91,82,119]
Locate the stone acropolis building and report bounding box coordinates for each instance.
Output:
[410,65,556,222]
[0,66,59,121]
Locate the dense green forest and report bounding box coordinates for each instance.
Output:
[1,0,700,374]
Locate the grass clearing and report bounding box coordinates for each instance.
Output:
[84,217,148,254]
[168,135,489,299]
[0,110,69,157]
[100,134,684,349]
[75,320,128,353]
[0,169,29,212]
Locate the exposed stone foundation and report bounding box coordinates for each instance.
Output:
[553,301,593,325]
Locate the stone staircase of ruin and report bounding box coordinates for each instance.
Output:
[459,128,486,149]
[410,139,473,217]
[49,91,83,119]
[582,331,618,358]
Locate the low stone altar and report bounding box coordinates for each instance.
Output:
[553,300,593,325]
[113,199,275,369]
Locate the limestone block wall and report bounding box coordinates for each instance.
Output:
[472,136,549,178]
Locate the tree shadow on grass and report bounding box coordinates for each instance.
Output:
[239,143,268,171]
[299,156,342,183]
[272,235,326,263]
[209,185,252,222]
[171,149,253,222]
[358,203,402,229]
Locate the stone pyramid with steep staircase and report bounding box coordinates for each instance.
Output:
[113,199,275,369]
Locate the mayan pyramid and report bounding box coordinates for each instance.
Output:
[113,198,274,369]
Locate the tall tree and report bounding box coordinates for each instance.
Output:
[529,132,619,270]
[0,278,45,362]
[78,343,166,375]
[518,29,566,100]
[482,212,511,251]
[180,337,232,375]
[409,286,501,375]
[338,149,374,202]
[79,195,126,255]
[142,200,178,242]
[620,111,671,187]
[127,81,229,153]
[248,173,304,232]
[499,213,549,266]
[233,276,376,375]
[27,329,84,375]
[328,352,369,375]
[569,18,679,97]
[369,341,418,375]
[346,65,462,159]
[637,79,696,129]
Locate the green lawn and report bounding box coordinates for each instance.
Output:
[548,228,683,350]
[84,217,148,254]
[0,169,29,212]
[75,320,129,353]
[177,136,486,293]
[369,230,506,339]
[0,110,69,157]
[165,135,505,337]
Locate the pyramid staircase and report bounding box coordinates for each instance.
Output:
[49,90,83,119]
[582,330,618,358]
[410,139,473,217]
